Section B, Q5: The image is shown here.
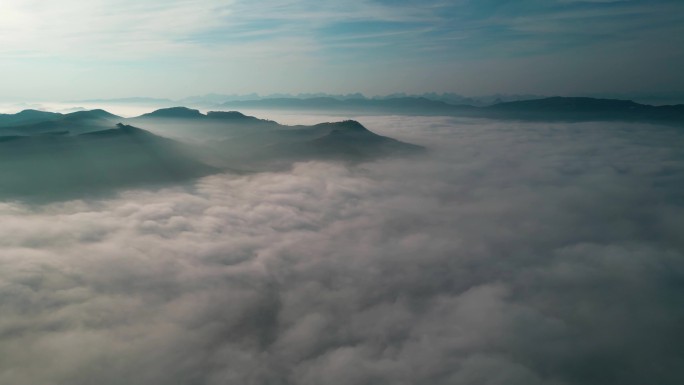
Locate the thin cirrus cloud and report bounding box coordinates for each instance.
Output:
[0,0,234,57]
[0,0,422,58]
[0,0,683,99]
[2,0,680,59]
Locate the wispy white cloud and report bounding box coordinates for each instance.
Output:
[0,0,430,59]
[0,0,682,99]
[0,0,237,58]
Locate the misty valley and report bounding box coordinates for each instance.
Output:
[1,101,683,385]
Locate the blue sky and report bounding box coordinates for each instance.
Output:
[1,0,683,100]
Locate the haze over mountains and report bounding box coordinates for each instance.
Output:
[0,107,422,201]
[217,96,684,124]
[66,92,684,109]
[49,95,684,126]
[70,93,543,108]
[2,95,682,202]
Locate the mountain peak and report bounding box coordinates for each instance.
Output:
[337,120,367,130]
[315,120,369,133]
[116,122,142,131]
[63,109,121,120]
[206,111,257,120]
[79,123,150,138]
[16,109,58,116]
[140,106,204,119]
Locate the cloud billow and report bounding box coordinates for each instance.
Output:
[0,117,683,384]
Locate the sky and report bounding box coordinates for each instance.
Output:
[2,115,684,384]
[1,0,684,101]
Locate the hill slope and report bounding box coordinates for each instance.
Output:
[0,123,215,201]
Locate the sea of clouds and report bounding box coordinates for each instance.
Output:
[1,115,683,385]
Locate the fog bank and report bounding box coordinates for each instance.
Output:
[1,116,683,384]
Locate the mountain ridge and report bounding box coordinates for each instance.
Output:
[215,96,684,124]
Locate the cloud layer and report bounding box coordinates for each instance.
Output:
[1,116,684,384]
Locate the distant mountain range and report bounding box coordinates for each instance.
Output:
[220,97,464,114]
[180,92,546,107]
[481,97,684,124]
[217,96,684,125]
[60,94,684,124]
[68,92,684,108]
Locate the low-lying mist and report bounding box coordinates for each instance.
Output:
[1,115,683,385]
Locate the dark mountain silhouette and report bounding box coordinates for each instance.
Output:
[62,109,121,121]
[136,108,273,124]
[131,112,426,167]
[128,109,280,143]
[206,111,269,123]
[0,123,215,201]
[488,97,643,111]
[155,92,546,107]
[218,96,684,125]
[234,120,424,164]
[137,110,424,167]
[307,121,424,159]
[6,95,680,129]
[481,97,684,123]
[0,109,62,127]
[138,106,205,119]
[220,97,468,115]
